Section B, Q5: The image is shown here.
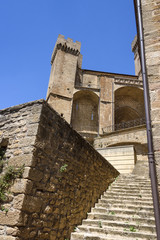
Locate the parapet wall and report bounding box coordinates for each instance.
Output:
[0,100,119,240]
[0,100,43,240]
[94,125,148,162]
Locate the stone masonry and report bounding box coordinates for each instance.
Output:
[136,0,160,186]
[46,34,145,146]
[0,100,118,240]
[94,125,148,161]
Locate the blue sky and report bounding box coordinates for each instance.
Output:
[0,0,137,109]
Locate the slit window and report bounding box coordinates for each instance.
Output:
[91,113,93,120]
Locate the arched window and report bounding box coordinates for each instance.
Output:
[71,90,99,133]
[115,86,145,126]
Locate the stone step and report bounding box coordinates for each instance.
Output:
[109,187,152,192]
[117,175,150,180]
[100,197,153,205]
[87,212,155,225]
[77,226,157,239]
[111,184,152,190]
[91,207,154,218]
[70,174,156,240]
[118,176,150,180]
[82,219,156,234]
[114,178,151,183]
[102,194,153,202]
[113,180,151,184]
[95,202,154,212]
[105,191,152,197]
[110,181,151,187]
[108,186,152,192]
[71,227,156,240]
[110,185,151,190]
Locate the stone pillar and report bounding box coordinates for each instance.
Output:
[140,0,160,183]
[46,34,81,123]
[99,76,114,134]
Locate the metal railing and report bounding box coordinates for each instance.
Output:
[102,118,146,134]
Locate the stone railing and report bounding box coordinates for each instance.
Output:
[102,118,146,134]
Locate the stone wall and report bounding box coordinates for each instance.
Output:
[46,34,81,123]
[46,34,144,143]
[94,125,148,161]
[0,100,119,240]
[96,145,136,174]
[139,0,160,184]
[0,100,42,240]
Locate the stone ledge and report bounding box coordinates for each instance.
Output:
[0,99,44,114]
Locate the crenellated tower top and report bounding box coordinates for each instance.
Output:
[46,34,82,123]
[51,34,81,64]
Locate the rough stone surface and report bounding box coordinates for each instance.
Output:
[0,100,119,239]
[71,174,156,240]
[96,145,136,174]
[94,125,148,162]
[46,35,145,147]
[140,0,160,187]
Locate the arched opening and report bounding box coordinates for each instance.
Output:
[71,90,99,133]
[115,86,145,129]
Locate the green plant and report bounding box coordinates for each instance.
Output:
[114,176,119,182]
[58,177,62,182]
[1,205,8,213]
[129,226,136,232]
[0,160,4,173]
[0,165,24,203]
[109,211,115,215]
[98,221,102,228]
[0,146,7,174]
[0,147,6,160]
[60,164,68,173]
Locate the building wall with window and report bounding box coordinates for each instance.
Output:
[46,34,145,145]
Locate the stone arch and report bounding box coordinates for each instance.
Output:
[71,90,99,133]
[115,86,145,125]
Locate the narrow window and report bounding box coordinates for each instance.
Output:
[76,103,78,110]
[91,113,94,120]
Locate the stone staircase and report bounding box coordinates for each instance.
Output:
[71,174,156,240]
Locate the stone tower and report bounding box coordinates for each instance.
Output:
[46,34,81,123]
[46,34,145,145]
[132,35,141,77]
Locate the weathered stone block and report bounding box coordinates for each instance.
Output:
[8,154,34,167]
[0,209,21,226]
[23,196,43,213]
[10,179,33,194]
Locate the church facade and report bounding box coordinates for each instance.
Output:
[46,34,148,173]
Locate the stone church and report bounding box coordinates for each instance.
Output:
[46,34,147,174]
[0,0,159,239]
